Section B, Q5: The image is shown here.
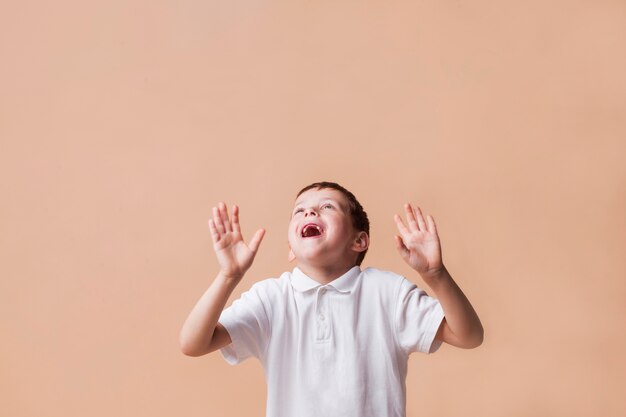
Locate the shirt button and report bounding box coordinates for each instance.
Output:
[320,287,326,294]
[319,314,325,321]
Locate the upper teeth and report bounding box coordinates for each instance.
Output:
[302,224,322,236]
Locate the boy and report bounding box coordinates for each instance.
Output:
[180,181,483,417]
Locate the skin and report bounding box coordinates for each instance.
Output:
[394,203,484,349]
[286,188,369,284]
[179,192,483,357]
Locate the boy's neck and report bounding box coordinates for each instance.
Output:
[296,261,358,285]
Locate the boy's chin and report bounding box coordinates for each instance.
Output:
[291,252,337,267]
[292,245,326,257]
[291,253,319,264]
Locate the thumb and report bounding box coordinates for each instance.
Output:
[248,228,266,254]
[394,235,410,262]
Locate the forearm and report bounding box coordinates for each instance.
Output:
[179,271,240,356]
[422,265,484,348]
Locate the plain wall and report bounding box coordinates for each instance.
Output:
[1,1,625,416]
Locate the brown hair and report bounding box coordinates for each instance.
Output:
[295,181,370,266]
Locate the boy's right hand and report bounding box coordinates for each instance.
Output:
[208,202,266,282]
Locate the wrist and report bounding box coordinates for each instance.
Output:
[418,265,449,287]
[217,269,244,286]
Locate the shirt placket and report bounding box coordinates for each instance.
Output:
[315,286,331,342]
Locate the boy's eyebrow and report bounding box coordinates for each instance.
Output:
[293,198,343,209]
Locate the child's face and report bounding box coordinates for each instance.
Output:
[287,188,365,267]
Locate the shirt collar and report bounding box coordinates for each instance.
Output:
[290,265,361,293]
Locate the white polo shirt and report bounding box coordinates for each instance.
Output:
[218,265,445,417]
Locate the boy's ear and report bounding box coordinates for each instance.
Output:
[351,231,369,253]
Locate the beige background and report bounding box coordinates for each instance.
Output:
[1,1,625,416]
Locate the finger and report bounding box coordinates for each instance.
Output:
[208,218,220,243]
[219,202,232,232]
[412,204,427,231]
[427,214,438,235]
[248,228,266,254]
[213,206,226,234]
[405,203,420,231]
[394,214,410,240]
[231,204,242,236]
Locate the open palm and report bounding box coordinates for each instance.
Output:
[208,202,265,280]
[394,203,443,276]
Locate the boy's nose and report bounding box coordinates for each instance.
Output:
[305,208,318,216]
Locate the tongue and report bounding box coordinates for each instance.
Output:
[304,228,321,237]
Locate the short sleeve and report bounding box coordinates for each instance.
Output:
[218,281,271,365]
[395,277,445,355]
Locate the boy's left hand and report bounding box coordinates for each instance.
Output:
[394,203,443,278]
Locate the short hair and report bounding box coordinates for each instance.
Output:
[295,181,370,266]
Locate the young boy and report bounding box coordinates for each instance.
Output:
[180,181,483,417]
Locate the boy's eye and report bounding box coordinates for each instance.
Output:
[293,204,333,215]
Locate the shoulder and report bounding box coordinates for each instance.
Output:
[361,266,405,287]
[360,266,430,301]
[359,266,407,300]
[226,273,291,321]
[244,271,292,299]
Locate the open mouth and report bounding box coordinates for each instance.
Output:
[301,223,323,238]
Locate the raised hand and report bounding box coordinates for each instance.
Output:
[393,203,443,277]
[208,202,265,281]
